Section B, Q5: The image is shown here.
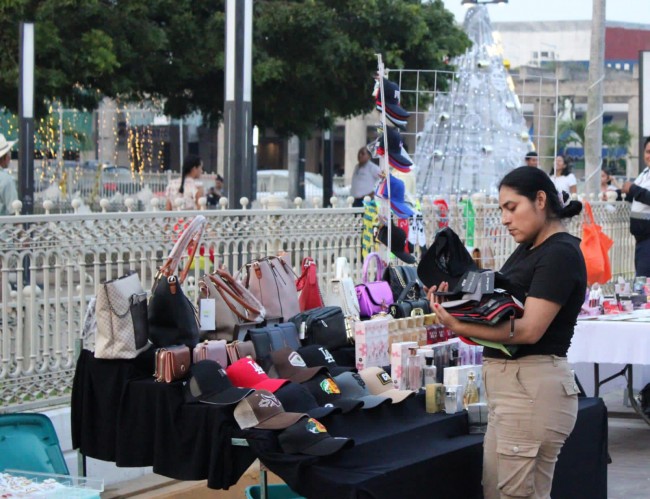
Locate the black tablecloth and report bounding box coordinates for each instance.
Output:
[72,349,607,497]
[71,349,255,489]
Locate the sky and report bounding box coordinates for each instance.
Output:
[440,0,650,25]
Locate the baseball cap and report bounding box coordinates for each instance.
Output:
[417,227,478,289]
[332,371,392,409]
[274,381,341,419]
[377,224,416,264]
[233,389,307,430]
[278,418,354,456]
[375,174,415,219]
[185,360,254,406]
[358,367,415,404]
[302,373,363,414]
[270,347,328,383]
[377,128,413,172]
[375,78,410,129]
[297,345,354,377]
[226,357,290,393]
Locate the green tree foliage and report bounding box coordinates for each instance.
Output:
[557,118,632,166]
[0,0,469,136]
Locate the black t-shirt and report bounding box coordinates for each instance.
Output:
[484,232,587,359]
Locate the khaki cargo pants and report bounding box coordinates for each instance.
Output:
[482,355,580,499]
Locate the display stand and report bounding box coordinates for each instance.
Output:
[375,54,392,264]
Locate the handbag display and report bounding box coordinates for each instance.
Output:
[580,202,613,286]
[246,323,301,371]
[198,268,265,341]
[95,272,150,359]
[239,255,300,321]
[296,257,324,311]
[192,339,228,366]
[289,306,348,351]
[154,345,191,383]
[383,264,424,302]
[355,252,393,318]
[389,282,431,318]
[148,215,206,349]
[226,340,257,365]
[325,257,361,320]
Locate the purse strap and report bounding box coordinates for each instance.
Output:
[159,215,207,283]
[362,252,385,284]
[583,201,596,226]
[335,257,350,279]
[396,281,422,302]
[201,271,264,321]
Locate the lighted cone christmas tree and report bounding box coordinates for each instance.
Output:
[415,5,530,197]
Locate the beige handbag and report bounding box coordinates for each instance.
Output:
[239,255,300,321]
[198,268,265,341]
[193,339,228,367]
[95,272,150,359]
[326,257,361,320]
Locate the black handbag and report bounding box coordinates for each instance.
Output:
[247,323,302,371]
[389,282,431,318]
[383,265,424,302]
[148,216,206,349]
[289,306,347,350]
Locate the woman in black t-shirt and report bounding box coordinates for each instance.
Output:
[429,167,586,499]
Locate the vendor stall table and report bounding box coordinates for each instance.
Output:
[568,310,650,424]
[71,349,607,498]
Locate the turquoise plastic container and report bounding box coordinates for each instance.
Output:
[245,484,305,499]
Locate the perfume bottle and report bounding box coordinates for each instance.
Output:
[422,351,437,386]
[463,370,480,409]
[406,347,423,391]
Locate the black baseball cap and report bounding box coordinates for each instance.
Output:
[377,224,416,264]
[297,345,354,377]
[302,373,363,414]
[278,417,354,456]
[274,381,341,419]
[185,360,254,406]
[417,227,477,289]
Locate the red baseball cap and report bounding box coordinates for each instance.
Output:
[227,358,290,393]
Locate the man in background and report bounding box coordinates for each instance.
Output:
[351,147,381,207]
[0,133,17,215]
[524,151,538,167]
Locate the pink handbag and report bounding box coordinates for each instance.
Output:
[355,252,393,318]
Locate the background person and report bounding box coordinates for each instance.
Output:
[549,154,577,196]
[600,167,622,201]
[621,136,650,276]
[0,133,17,215]
[206,174,226,208]
[524,151,538,167]
[428,167,586,499]
[165,155,204,210]
[351,147,381,207]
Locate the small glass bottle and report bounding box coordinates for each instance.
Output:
[406,347,423,391]
[463,370,480,409]
[422,351,437,386]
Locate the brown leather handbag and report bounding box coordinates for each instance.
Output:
[192,339,228,367]
[154,345,191,383]
[198,268,265,341]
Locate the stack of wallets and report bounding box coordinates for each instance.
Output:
[444,364,484,401]
[355,316,390,371]
[467,402,488,434]
[391,341,419,390]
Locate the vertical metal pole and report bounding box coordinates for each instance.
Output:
[585,0,606,198]
[224,0,254,208]
[323,126,333,207]
[19,22,35,215]
[179,117,184,172]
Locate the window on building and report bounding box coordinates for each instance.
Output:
[541,51,549,57]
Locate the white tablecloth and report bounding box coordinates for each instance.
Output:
[567,311,650,395]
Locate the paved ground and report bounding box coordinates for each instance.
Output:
[103,390,650,498]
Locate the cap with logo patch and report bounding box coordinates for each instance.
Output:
[226,357,290,393]
[278,417,354,456]
[233,389,308,430]
[297,345,354,377]
[358,366,415,404]
[185,360,254,406]
[332,371,392,409]
[274,381,341,420]
[270,347,328,383]
[302,373,363,414]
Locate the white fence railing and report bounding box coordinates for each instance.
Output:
[0,200,634,412]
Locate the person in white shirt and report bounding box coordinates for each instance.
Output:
[621,136,650,276]
[351,147,381,207]
[165,155,204,210]
[0,133,17,216]
[548,155,577,196]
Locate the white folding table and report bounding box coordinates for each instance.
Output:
[567,311,650,425]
